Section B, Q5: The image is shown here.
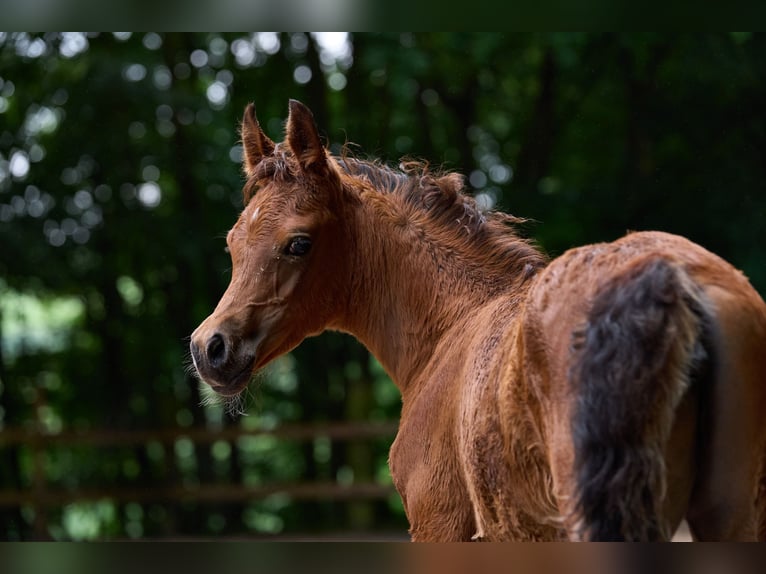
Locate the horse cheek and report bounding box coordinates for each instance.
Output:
[275,262,303,301]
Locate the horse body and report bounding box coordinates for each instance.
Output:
[191,100,766,541]
[389,230,766,541]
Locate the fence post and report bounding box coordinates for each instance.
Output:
[32,386,48,539]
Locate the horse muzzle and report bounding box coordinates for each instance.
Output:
[189,328,256,396]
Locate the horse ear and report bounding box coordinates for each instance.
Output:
[241,103,275,177]
[286,99,329,174]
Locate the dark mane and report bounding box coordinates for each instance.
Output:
[338,155,548,285]
[243,146,548,287]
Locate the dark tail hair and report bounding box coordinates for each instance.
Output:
[569,257,708,541]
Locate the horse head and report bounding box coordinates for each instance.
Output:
[190,100,350,397]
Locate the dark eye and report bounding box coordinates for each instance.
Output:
[285,236,312,256]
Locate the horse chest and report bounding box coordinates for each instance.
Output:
[390,344,562,541]
[388,379,478,540]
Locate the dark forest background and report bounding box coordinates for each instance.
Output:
[1,33,764,540]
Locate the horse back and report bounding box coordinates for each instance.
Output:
[522,230,766,539]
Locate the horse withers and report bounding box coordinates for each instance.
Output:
[190,100,766,541]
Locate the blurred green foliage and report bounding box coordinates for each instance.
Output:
[0,33,764,540]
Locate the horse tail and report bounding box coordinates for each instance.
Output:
[569,256,708,541]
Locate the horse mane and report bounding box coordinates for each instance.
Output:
[337,153,548,287]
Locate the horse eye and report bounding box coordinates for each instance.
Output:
[286,236,312,256]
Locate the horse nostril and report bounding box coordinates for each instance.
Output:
[206,333,227,367]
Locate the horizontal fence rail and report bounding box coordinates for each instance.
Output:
[0,482,397,508]
[0,420,400,509]
[0,420,399,447]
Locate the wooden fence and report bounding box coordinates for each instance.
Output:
[0,420,401,538]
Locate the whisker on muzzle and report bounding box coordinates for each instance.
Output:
[198,382,223,407]
[182,338,200,378]
[195,371,264,418]
[224,375,262,417]
[183,356,199,378]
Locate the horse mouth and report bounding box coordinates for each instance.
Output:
[199,356,256,397]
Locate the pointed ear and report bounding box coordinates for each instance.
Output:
[241,103,275,177]
[286,99,329,174]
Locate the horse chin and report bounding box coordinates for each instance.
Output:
[203,357,256,398]
[210,380,249,398]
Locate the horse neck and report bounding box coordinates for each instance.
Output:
[335,193,538,392]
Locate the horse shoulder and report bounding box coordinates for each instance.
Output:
[389,338,478,541]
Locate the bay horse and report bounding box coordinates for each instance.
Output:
[190,100,766,541]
